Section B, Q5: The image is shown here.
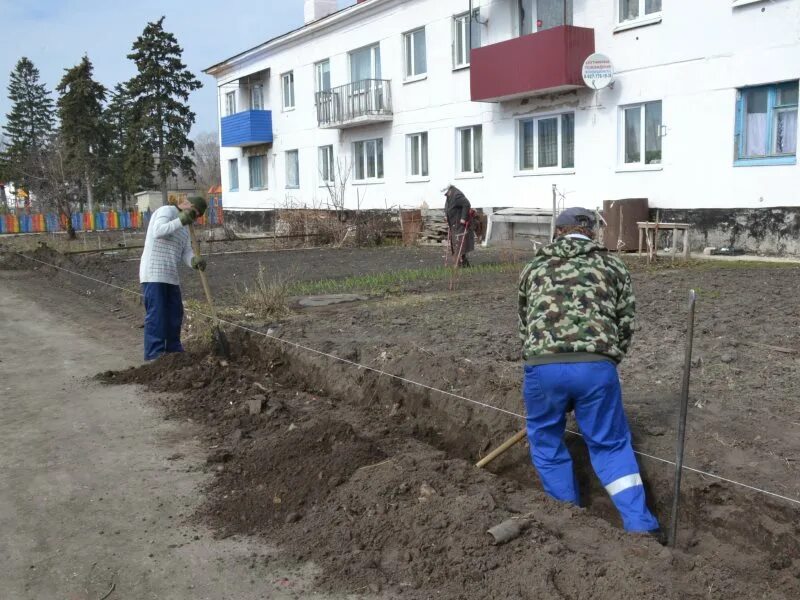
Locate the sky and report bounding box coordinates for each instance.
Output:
[0,0,354,137]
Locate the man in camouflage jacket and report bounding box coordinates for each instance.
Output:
[518,207,660,534]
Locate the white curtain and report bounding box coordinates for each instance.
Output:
[745,113,768,157]
[538,118,558,168]
[776,110,798,155]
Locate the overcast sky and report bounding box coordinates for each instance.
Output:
[0,0,353,137]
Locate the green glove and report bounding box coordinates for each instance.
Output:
[191,256,207,271]
[178,208,197,226]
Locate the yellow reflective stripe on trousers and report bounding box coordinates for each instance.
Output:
[605,474,643,496]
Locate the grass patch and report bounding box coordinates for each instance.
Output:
[289,262,522,296]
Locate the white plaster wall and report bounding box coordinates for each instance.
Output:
[213,0,800,212]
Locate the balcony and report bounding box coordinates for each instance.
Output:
[470,26,595,103]
[221,109,273,147]
[315,79,393,129]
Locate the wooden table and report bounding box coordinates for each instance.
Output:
[637,222,691,260]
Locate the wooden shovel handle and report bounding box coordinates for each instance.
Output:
[475,429,528,469]
[187,224,217,320]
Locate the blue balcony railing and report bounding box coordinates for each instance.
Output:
[221,110,273,147]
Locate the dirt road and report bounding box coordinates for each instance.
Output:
[0,272,341,600]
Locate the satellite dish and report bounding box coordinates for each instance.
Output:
[582,53,615,90]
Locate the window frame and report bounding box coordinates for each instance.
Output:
[247,155,267,191]
[734,81,798,167]
[225,91,236,116]
[281,71,295,111]
[406,132,429,181]
[352,138,384,183]
[455,125,483,177]
[615,0,662,32]
[318,145,335,186]
[403,27,427,82]
[228,158,239,192]
[453,10,481,70]
[617,100,663,171]
[315,59,331,93]
[250,84,263,111]
[349,43,382,82]
[516,112,576,175]
[285,150,300,189]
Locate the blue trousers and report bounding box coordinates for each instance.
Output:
[523,362,660,532]
[142,283,184,361]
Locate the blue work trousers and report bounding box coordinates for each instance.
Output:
[522,361,659,532]
[142,283,185,361]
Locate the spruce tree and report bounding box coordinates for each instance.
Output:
[126,17,202,204]
[101,83,154,208]
[2,57,55,191]
[56,55,106,212]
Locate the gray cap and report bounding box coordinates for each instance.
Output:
[556,207,597,228]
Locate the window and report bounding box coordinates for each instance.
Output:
[250,84,263,110]
[228,159,239,191]
[618,0,661,26]
[620,101,662,166]
[353,139,384,181]
[281,72,295,110]
[736,82,798,165]
[248,155,267,190]
[319,145,334,185]
[315,60,331,93]
[518,113,575,171]
[403,28,427,80]
[518,0,573,35]
[406,132,429,178]
[285,150,299,188]
[456,125,483,175]
[453,10,481,69]
[350,44,381,81]
[225,91,236,116]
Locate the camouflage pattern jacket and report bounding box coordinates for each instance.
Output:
[518,236,635,365]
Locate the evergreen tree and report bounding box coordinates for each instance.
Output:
[100,83,154,208]
[2,57,55,191]
[126,17,202,204]
[56,55,106,212]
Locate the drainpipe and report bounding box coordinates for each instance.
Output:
[468,0,473,59]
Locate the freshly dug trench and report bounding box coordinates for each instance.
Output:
[99,335,800,600]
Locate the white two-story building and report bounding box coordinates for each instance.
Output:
[205,0,800,251]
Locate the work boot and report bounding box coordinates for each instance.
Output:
[460,255,471,268]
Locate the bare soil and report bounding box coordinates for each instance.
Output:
[7,244,800,598]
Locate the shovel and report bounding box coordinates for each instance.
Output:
[188,224,230,358]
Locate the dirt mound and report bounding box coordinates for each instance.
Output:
[100,339,800,600]
[206,419,385,536]
[0,246,64,270]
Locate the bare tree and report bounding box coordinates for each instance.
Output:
[18,136,78,238]
[192,131,220,196]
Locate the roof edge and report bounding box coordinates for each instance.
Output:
[203,0,393,76]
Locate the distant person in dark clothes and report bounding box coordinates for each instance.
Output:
[443,184,475,267]
[139,197,207,361]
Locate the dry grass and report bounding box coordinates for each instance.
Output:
[238,263,291,319]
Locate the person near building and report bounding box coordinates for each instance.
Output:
[443,184,475,267]
[517,207,660,535]
[139,197,207,361]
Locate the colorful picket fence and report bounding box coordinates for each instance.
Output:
[0,200,224,235]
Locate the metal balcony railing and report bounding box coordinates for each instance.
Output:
[315,79,393,128]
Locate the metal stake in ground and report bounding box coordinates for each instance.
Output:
[668,289,697,548]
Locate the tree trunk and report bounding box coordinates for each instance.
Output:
[85,170,94,213]
[160,173,168,207]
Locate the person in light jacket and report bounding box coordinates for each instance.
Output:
[139,197,207,361]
